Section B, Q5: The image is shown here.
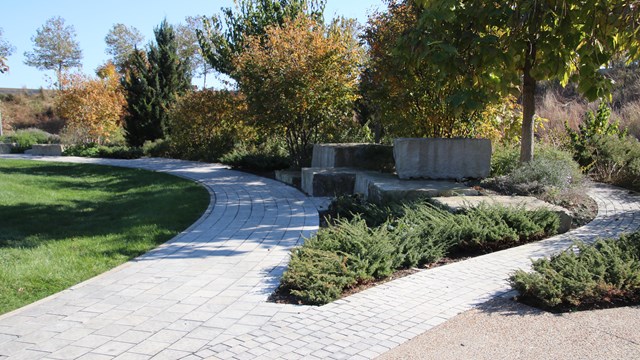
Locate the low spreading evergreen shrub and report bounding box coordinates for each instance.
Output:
[282,247,357,305]
[281,199,560,305]
[325,195,404,228]
[510,232,640,311]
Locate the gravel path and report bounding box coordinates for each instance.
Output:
[378,297,640,360]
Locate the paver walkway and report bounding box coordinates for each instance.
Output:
[1,156,639,360]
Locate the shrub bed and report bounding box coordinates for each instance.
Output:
[510,232,640,312]
[487,144,583,195]
[220,140,291,172]
[63,143,143,159]
[0,128,59,153]
[588,135,640,192]
[279,198,560,305]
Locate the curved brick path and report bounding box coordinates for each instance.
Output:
[0,156,639,360]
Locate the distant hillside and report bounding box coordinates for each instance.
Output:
[0,88,62,134]
[0,88,56,96]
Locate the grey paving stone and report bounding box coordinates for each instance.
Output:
[1,156,637,360]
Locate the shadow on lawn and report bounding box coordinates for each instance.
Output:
[0,189,200,246]
[0,161,170,193]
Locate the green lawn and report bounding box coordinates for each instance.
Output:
[0,159,209,314]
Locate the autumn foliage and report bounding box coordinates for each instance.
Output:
[168,90,253,161]
[234,15,362,167]
[363,1,491,139]
[55,63,125,144]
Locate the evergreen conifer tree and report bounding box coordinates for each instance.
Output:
[122,20,191,147]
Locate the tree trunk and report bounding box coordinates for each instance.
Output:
[57,63,63,91]
[520,41,537,164]
[203,63,208,89]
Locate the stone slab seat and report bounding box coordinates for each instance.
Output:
[0,143,12,154]
[431,195,573,233]
[355,172,480,204]
[275,169,302,188]
[394,138,491,180]
[24,144,65,156]
[301,167,359,197]
[311,143,395,172]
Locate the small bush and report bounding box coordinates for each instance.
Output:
[587,135,640,192]
[282,247,357,305]
[142,139,172,158]
[63,143,143,159]
[490,143,520,177]
[510,232,640,311]
[1,128,59,153]
[220,140,291,172]
[488,145,582,195]
[566,102,627,170]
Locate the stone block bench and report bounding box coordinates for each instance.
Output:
[0,143,13,154]
[24,144,65,156]
[312,143,395,172]
[394,138,491,180]
[301,167,359,197]
[355,172,480,204]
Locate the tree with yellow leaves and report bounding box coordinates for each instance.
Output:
[234,15,363,167]
[55,62,126,144]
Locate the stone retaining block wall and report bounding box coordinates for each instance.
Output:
[0,143,12,154]
[24,144,65,156]
[394,138,491,180]
[311,143,394,172]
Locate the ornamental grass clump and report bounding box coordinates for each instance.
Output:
[510,232,640,311]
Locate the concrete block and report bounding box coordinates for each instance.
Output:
[432,195,573,233]
[24,144,65,156]
[393,138,491,180]
[274,170,302,189]
[0,143,12,154]
[301,168,358,197]
[311,143,394,172]
[355,172,480,204]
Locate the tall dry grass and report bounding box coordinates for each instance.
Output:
[536,82,640,145]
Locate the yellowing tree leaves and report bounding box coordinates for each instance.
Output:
[55,62,125,144]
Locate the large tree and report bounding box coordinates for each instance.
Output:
[24,16,83,89]
[363,1,492,139]
[0,27,15,74]
[175,16,213,88]
[105,23,145,72]
[122,20,191,147]
[234,15,362,167]
[197,0,326,78]
[404,0,640,162]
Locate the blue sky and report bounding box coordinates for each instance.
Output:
[0,0,384,89]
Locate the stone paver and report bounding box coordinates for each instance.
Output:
[0,156,317,359]
[1,155,639,360]
[193,183,640,359]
